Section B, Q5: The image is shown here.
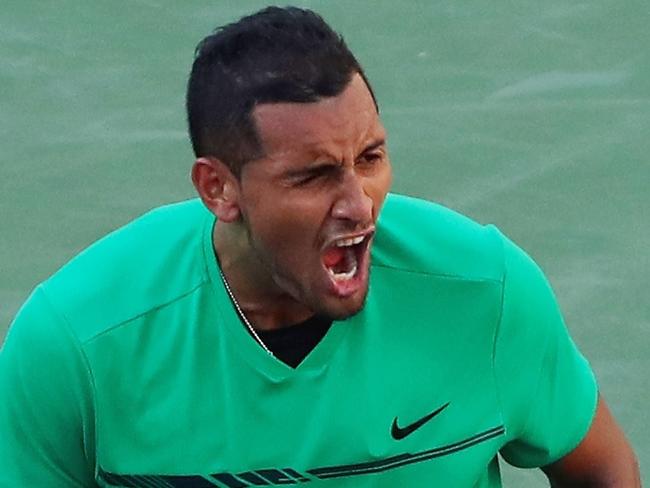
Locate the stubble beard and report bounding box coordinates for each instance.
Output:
[242,221,371,323]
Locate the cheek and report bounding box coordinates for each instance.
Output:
[367,162,393,218]
[246,195,325,255]
[278,189,331,229]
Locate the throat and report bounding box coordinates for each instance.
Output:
[257,315,333,368]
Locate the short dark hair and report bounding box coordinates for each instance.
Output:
[186,6,376,176]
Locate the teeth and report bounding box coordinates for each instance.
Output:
[327,262,358,281]
[335,235,364,247]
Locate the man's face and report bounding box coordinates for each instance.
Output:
[236,74,392,320]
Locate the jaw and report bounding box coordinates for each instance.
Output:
[321,270,371,320]
[222,218,375,324]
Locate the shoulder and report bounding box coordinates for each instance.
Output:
[373,193,505,282]
[39,199,213,343]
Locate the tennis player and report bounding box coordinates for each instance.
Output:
[0,6,640,487]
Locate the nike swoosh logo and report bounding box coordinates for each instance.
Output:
[391,402,450,440]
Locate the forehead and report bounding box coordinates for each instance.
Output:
[252,74,384,160]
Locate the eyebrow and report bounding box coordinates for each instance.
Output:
[283,138,387,178]
[283,161,337,179]
[362,138,386,154]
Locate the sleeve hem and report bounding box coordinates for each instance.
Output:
[542,378,600,467]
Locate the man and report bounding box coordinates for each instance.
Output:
[0,6,640,487]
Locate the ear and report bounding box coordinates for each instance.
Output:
[191,157,242,223]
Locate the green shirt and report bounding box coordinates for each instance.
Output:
[0,193,597,487]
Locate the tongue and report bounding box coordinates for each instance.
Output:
[322,246,346,268]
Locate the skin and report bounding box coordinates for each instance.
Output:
[542,396,640,487]
[193,74,392,329]
[192,74,640,485]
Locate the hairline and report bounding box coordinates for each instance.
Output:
[231,70,378,177]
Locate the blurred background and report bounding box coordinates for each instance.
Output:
[1,1,648,485]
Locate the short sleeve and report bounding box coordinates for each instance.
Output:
[0,287,97,487]
[494,233,598,468]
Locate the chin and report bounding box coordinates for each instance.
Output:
[317,291,369,321]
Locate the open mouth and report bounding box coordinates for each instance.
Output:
[321,232,373,284]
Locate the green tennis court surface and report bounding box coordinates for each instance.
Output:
[1,1,648,485]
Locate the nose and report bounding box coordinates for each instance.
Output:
[331,170,373,224]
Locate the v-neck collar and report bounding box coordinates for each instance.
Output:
[202,213,352,381]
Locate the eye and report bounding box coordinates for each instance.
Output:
[296,173,320,186]
[359,152,383,166]
[293,166,333,186]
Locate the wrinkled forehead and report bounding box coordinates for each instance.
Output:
[252,74,384,159]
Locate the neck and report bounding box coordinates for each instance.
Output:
[213,221,314,330]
